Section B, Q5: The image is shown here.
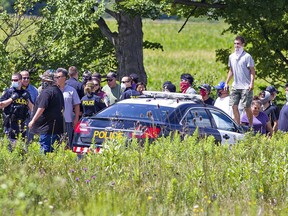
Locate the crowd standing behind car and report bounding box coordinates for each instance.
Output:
[1,36,288,152]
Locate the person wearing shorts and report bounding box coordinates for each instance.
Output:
[224,36,255,126]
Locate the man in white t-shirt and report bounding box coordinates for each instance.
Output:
[224,36,255,127]
[214,81,233,117]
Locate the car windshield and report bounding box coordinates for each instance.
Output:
[95,103,175,122]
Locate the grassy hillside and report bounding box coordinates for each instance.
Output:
[143,19,233,91]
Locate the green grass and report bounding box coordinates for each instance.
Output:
[0,132,288,215]
[143,19,233,91]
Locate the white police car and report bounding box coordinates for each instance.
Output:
[72,91,247,154]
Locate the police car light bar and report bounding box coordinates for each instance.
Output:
[142,91,202,101]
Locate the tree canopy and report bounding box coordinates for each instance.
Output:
[0,0,287,89]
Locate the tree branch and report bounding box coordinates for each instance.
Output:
[259,21,288,65]
[96,17,118,45]
[173,0,226,8]
[178,7,197,33]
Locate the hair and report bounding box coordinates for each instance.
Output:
[285,83,288,88]
[122,76,132,83]
[180,73,194,85]
[12,73,22,80]
[56,68,68,78]
[84,81,94,95]
[251,96,262,106]
[68,66,78,77]
[20,70,29,76]
[136,81,146,89]
[92,72,102,80]
[235,36,245,44]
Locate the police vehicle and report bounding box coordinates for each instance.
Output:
[72,91,247,154]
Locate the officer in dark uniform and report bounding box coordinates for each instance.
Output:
[81,81,106,117]
[0,73,33,143]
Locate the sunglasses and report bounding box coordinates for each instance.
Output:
[94,84,99,86]
[55,76,65,79]
[22,77,30,80]
[121,81,129,83]
[11,79,19,82]
[107,79,114,82]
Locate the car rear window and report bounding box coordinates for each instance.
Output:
[95,103,175,122]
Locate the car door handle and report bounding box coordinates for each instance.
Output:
[223,134,230,139]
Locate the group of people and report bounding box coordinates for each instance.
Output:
[161,36,288,136]
[0,67,146,153]
[1,35,288,153]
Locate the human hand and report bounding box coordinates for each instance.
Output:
[11,92,20,101]
[28,120,34,129]
[224,83,229,91]
[22,91,30,100]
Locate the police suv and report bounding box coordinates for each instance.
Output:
[72,91,247,154]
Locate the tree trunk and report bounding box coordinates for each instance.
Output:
[114,13,147,84]
[96,9,147,84]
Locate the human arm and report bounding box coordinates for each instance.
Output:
[249,66,255,91]
[0,91,20,108]
[266,121,273,136]
[28,107,45,129]
[224,68,233,91]
[73,104,80,128]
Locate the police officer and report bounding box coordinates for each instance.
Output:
[0,73,33,143]
[81,81,106,117]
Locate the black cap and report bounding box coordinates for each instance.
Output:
[266,86,279,94]
[164,83,176,92]
[199,84,212,92]
[106,72,117,79]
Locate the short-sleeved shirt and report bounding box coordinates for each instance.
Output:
[203,97,215,106]
[241,112,269,134]
[62,85,81,123]
[23,84,38,104]
[214,96,233,117]
[30,85,64,134]
[81,94,106,116]
[0,88,31,126]
[278,104,288,132]
[102,84,122,105]
[186,86,197,94]
[263,104,278,128]
[66,77,84,99]
[120,87,140,100]
[228,51,255,89]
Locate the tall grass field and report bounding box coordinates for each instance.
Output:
[1,19,287,215]
[143,19,233,91]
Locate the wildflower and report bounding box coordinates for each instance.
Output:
[70,169,75,173]
[38,201,43,205]
[1,184,8,189]
[83,168,87,172]
[76,177,79,181]
[259,188,263,193]
[49,205,54,209]
[92,176,96,179]
[147,196,152,200]
[86,179,90,183]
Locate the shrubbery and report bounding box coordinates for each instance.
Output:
[0,132,287,215]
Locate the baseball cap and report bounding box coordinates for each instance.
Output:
[130,73,139,83]
[199,84,211,92]
[164,83,176,92]
[162,81,172,89]
[266,86,279,94]
[259,91,271,104]
[106,72,117,79]
[39,70,55,82]
[214,81,225,90]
